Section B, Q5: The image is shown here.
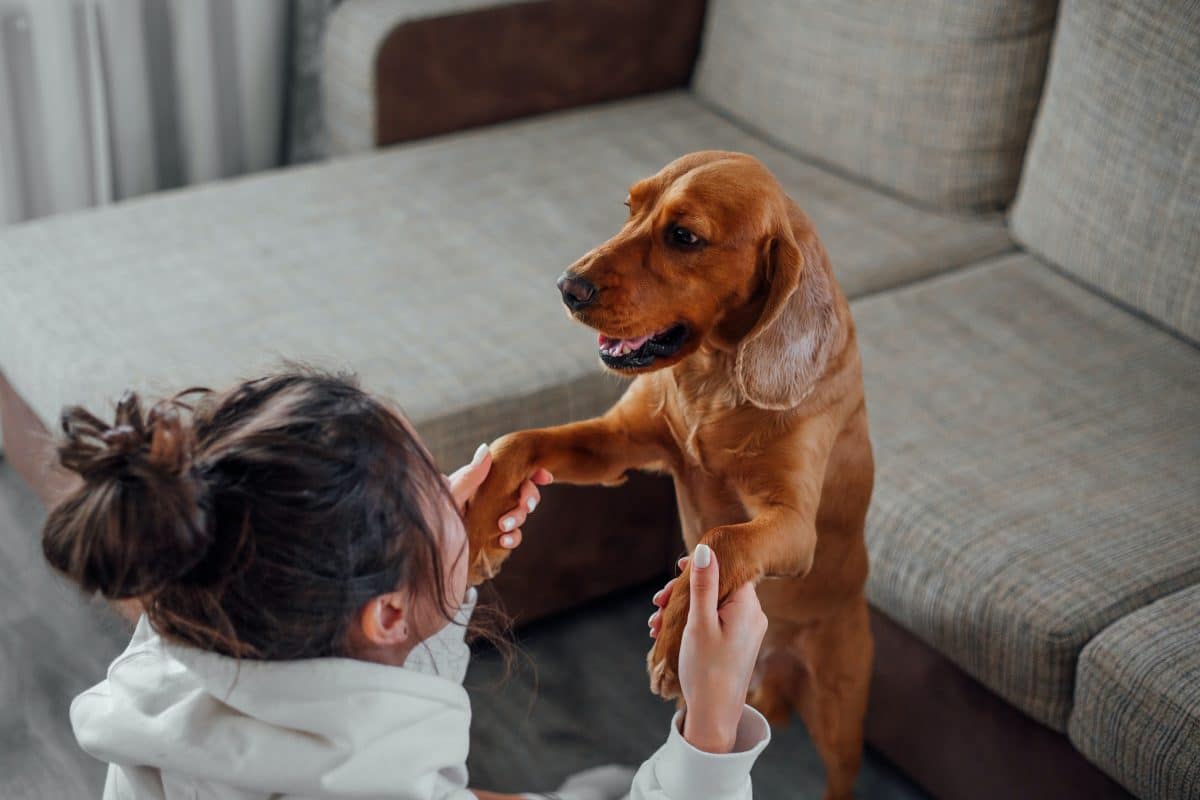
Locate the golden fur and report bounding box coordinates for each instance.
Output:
[467,152,874,799]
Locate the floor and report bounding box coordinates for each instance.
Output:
[0,458,926,799]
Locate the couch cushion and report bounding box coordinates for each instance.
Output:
[1069,585,1200,800]
[694,0,1057,211]
[0,92,1009,469]
[858,252,1200,731]
[1011,0,1200,343]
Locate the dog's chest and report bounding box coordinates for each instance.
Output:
[661,372,762,475]
[660,384,760,538]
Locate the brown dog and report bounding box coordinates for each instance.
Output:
[467,151,874,799]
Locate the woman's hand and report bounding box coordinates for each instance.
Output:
[649,545,768,754]
[447,443,553,551]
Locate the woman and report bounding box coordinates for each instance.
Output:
[44,368,770,799]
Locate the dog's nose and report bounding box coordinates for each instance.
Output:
[557,274,597,311]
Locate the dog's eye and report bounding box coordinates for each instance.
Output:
[669,225,702,248]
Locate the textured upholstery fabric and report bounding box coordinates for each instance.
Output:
[1011,0,1200,343]
[323,0,524,155]
[0,92,1009,470]
[693,0,1057,211]
[858,252,1200,731]
[1069,586,1200,800]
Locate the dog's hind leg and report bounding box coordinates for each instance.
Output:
[748,619,806,727]
[794,595,873,800]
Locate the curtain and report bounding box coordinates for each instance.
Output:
[0,0,333,227]
[284,0,341,165]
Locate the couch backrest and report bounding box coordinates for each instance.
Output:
[693,0,1058,212]
[1010,0,1200,343]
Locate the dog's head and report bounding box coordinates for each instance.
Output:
[558,151,839,409]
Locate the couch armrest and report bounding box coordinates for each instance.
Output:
[323,0,707,155]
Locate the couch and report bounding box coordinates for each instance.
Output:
[1,1,1196,798]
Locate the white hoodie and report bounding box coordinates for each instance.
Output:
[71,596,770,800]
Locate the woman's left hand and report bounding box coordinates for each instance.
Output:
[447,443,553,551]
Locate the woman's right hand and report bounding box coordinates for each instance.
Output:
[649,545,768,753]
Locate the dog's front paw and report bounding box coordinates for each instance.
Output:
[647,648,682,700]
[647,585,686,700]
[464,432,539,584]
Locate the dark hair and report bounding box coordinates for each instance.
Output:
[42,369,463,660]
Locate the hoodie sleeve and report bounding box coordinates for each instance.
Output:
[628,706,770,799]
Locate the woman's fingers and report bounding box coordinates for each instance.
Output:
[447,444,492,511]
[517,480,541,514]
[497,508,523,533]
[497,482,533,530]
[647,555,697,639]
[531,468,554,486]
[652,577,677,608]
[686,544,720,630]
[650,607,667,637]
[496,479,543,539]
[650,575,682,637]
[498,528,523,550]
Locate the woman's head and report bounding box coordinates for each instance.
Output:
[42,368,468,661]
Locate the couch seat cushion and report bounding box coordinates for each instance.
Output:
[1069,585,1200,800]
[1011,0,1200,342]
[0,92,1008,469]
[858,252,1200,730]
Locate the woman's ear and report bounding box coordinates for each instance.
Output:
[357,591,411,648]
[734,209,838,410]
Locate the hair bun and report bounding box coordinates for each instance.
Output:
[43,390,216,599]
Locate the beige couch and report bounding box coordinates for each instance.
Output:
[1,1,1196,798]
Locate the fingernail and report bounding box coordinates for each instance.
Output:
[648,612,657,628]
[500,534,514,548]
[473,443,489,464]
[693,543,712,569]
[652,589,664,603]
[501,517,516,532]
[526,497,537,512]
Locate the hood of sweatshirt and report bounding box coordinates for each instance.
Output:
[71,602,476,799]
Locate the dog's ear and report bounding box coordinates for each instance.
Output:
[734,213,837,410]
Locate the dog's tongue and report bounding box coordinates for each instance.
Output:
[599,332,653,355]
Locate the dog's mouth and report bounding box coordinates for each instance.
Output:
[598,323,690,370]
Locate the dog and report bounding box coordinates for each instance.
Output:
[466,151,874,799]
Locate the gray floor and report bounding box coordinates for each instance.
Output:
[0,458,926,799]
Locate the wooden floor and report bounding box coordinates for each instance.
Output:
[0,458,926,799]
